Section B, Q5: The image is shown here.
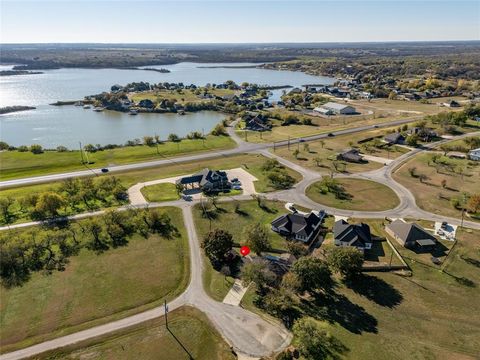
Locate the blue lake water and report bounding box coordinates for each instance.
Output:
[0,62,335,148]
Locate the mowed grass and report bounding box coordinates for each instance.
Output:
[141,182,180,202]
[271,126,411,174]
[1,154,301,226]
[393,152,480,220]
[37,306,235,360]
[242,227,480,360]
[192,200,290,301]
[306,179,400,211]
[0,207,190,353]
[0,135,235,181]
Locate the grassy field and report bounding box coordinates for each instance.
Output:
[242,227,480,360]
[306,178,400,211]
[130,88,236,105]
[0,135,235,181]
[141,182,180,202]
[192,200,291,300]
[37,306,235,360]
[0,207,190,353]
[271,126,410,174]
[2,154,302,225]
[393,152,480,220]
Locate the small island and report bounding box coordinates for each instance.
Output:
[0,105,36,115]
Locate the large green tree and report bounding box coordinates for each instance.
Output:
[291,256,332,293]
[244,223,271,255]
[327,247,364,279]
[201,229,233,266]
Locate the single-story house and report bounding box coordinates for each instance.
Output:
[333,220,372,252]
[242,111,271,132]
[337,148,364,163]
[384,132,405,145]
[386,219,437,249]
[468,148,480,161]
[271,211,325,243]
[442,100,461,108]
[138,99,155,109]
[176,168,229,193]
[321,102,356,115]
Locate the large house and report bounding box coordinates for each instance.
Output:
[242,111,271,132]
[333,220,373,252]
[176,168,229,193]
[386,220,437,249]
[271,211,326,243]
[468,148,480,161]
[319,102,356,115]
[384,132,405,145]
[337,148,364,163]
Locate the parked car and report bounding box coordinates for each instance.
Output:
[233,185,242,190]
[328,133,335,137]
[101,168,109,173]
[441,221,448,230]
[231,177,239,182]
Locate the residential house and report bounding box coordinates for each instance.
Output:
[138,99,155,109]
[442,100,461,108]
[176,168,229,193]
[386,219,437,249]
[407,127,437,142]
[337,148,364,163]
[243,112,271,132]
[333,220,373,252]
[384,132,405,145]
[468,148,480,161]
[271,211,326,243]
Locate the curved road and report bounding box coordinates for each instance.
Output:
[1,125,479,359]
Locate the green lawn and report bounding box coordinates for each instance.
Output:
[37,306,235,360]
[141,182,180,202]
[0,135,235,181]
[242,227,480,360]
[192,200,291,300]
[0,207,190,353]
[1,154,301,226]
[306,178,400,211]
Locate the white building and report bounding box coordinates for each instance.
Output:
[469,148,480,161]
[320,102,356,115]
[313,107,334,115]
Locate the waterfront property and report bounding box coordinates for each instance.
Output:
[333,219,373,252]
[271,210,325,243]
[386,219,437,249]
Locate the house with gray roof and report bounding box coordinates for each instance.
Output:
[271,211,325,243]
[176,168,229,193]
[334,220,373,252]
[384,132,405,145]
[386,220,437,249]
[337,148,364,163]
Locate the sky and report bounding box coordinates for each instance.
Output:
[1,0,479,43]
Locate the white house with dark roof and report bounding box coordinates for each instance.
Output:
[271,211,325,243]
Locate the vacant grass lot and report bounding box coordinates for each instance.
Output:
[393,152,480,220]
[38,306,235,360]
[271,126,410,174]
[192,200,290,300]
[306,178,400,211]
[0,207,190,353]
[242,227,480,360]
[0,135,235,180]
[141,182,180,202]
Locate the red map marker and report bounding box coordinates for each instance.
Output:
[240,246,250,257]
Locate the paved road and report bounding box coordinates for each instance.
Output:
[2,125,478,359]
[0,117,416,189]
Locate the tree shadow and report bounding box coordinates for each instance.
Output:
[300,292,378,334]
[345,274,403,308]
[461,256,480,268]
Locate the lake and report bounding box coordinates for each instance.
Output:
[0,62,335,148]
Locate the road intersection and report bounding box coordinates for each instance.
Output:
[1,122,479,359]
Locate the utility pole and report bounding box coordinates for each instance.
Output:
[79,141,84,164]
[164,300,169,329]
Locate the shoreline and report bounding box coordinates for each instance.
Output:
[0,106,36,115]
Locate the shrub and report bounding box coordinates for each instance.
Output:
[30,144,43,154]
